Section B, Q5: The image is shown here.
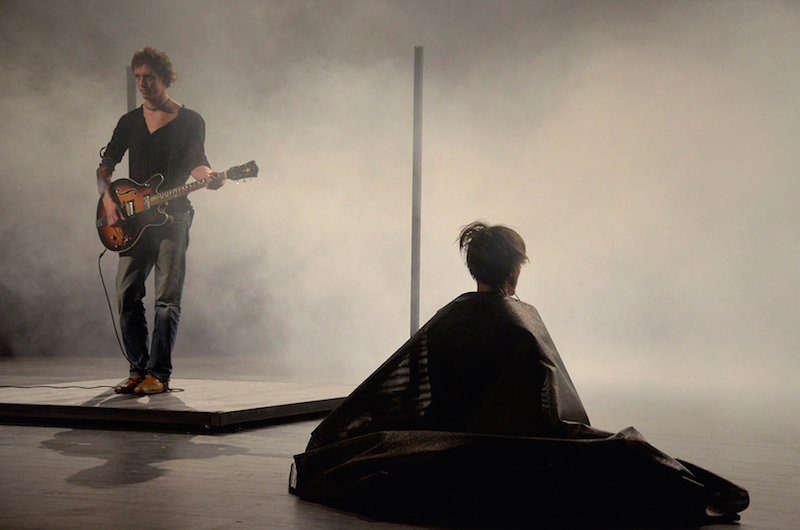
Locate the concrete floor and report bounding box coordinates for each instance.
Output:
[1,357,797,529]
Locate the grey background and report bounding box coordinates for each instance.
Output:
[1,0,797,399]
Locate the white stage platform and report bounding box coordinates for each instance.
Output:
[0,379,354,431]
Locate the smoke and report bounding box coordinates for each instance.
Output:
[1,0,798,392]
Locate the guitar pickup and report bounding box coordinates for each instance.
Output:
[125,201,136,217]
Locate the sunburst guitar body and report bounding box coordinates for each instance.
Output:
[96,160,257,252]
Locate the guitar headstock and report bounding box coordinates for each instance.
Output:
[226,160,259,181]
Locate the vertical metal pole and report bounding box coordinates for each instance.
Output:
[410,47,423,335]
[126,67,137,177]
[127,66,137,112]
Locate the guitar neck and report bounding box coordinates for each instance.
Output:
[148,175,220,207]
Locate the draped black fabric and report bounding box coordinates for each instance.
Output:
[291,293,749,527]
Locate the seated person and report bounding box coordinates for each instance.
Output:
[290,221,748,528]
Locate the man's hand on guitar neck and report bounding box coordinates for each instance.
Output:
[191,165,225,190]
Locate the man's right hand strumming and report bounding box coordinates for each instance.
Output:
[102,191,125,226]
[98,164,125,226]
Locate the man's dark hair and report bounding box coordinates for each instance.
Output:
[131,46,177,88]
[458,221,528,291]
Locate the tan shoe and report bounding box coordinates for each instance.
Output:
[133,375,169,395]
[114,376,143,394]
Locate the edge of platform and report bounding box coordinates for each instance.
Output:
[0,397,344,433]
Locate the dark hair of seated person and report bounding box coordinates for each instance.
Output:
[458,221,529,296]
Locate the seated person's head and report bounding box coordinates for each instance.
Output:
[459,221,528,295]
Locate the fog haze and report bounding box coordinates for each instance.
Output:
[1,0,798,395]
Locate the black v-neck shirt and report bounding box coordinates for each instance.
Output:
[102,106,210,213]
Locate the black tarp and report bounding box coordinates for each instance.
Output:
[291,293,748,527]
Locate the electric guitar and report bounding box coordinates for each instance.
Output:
[96,160,258,252]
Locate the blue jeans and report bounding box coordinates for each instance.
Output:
[116,210,192,381]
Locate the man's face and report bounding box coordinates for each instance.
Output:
[133,64,166,102]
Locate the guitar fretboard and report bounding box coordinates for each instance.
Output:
[148,178,210,207]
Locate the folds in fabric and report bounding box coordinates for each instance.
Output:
[307,293,589,450]
[292,293,749,527]
[292,428,748,528]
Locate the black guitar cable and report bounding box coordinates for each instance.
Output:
[98,248,146,373]
[0,251,151,392]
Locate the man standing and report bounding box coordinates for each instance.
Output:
[97,47,224,395]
